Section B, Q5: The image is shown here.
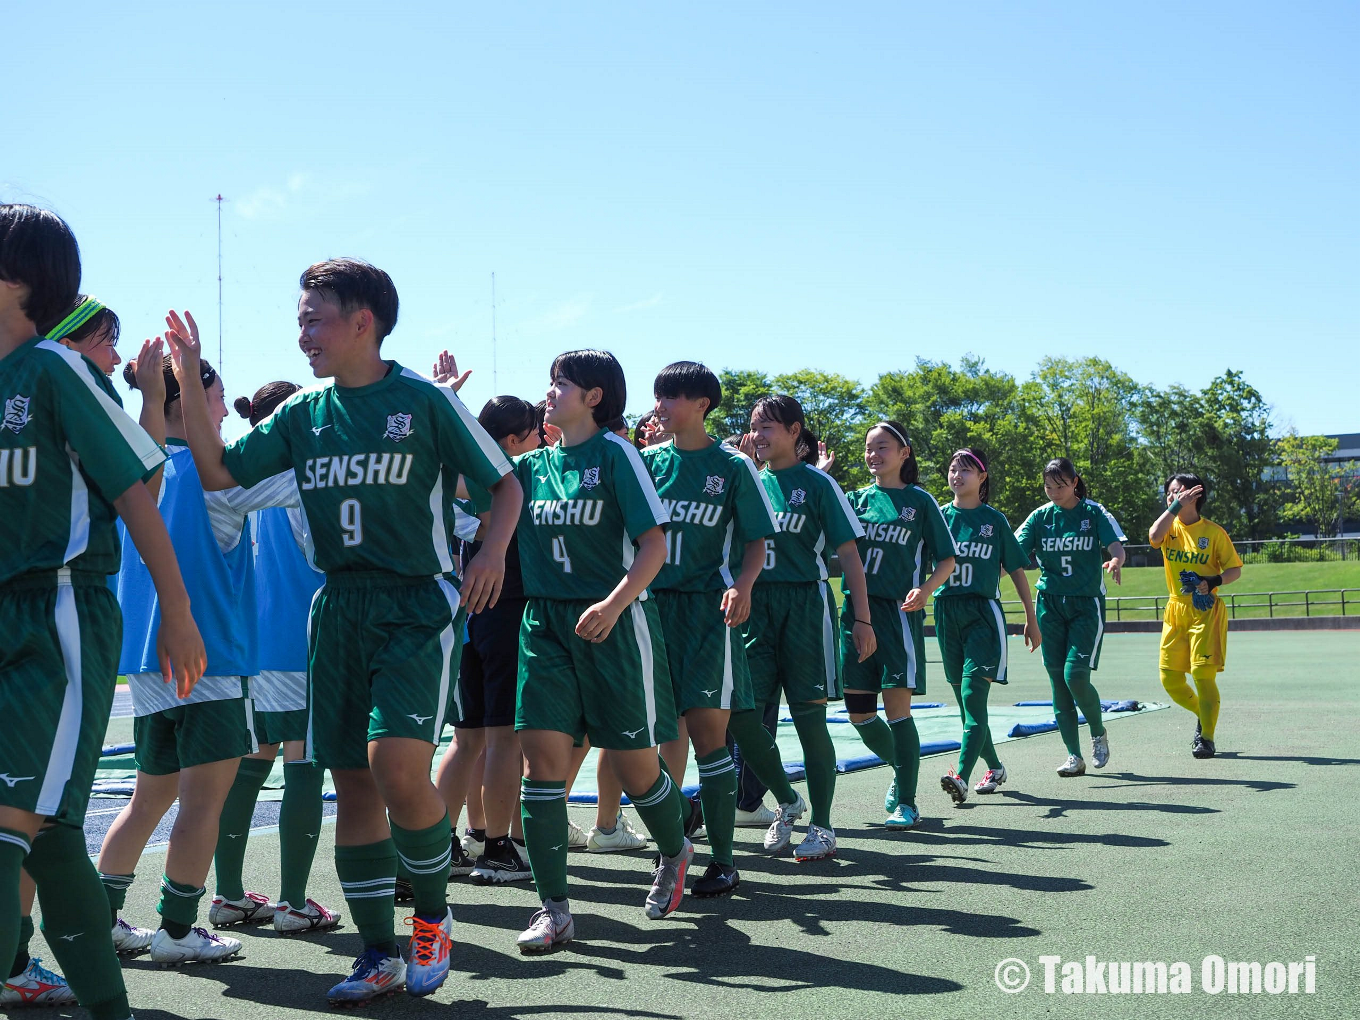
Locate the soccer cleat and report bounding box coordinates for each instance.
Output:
[940,770,968,805]
[404,907,453,997]
[734,802,775,828]
[470,838,533,884]
[111,917,154,955]
[885,803,921,830]
[762,793,808,852]
[974,765,1008,794]
[394,877,414,904]
[460,829,486,859]
[448,843,477,879]
[793,824,837,862]
[692,861,740,899]
[1056,754,1087,777]
[1091,733,1111,769]
[684,792,706,841]
[326,947,406,1005]
[149,926,242,966]
[587,812,648,853]
[644,838,694,919]
[566,819,589,850]
[517,903,574,954]
[884,778,900,814]
[208,891,274,927]
[1,957,77,1006]
[1192,735,1217,759]
[1192,720,1201,748]
[273,898,343,934]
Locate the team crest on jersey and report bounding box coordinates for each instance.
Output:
[1198,536,1209,550]
[1080,518,1091,531]
[2,394,31,434]
[703,475,725,496]
[898,506,917,522]
[580,466,601,490]
[383,413,414,443]
[979,523,994,537]
[788,488,807,507]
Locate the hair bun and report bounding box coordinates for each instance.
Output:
[233,396,253,419]
[121,363,138,389]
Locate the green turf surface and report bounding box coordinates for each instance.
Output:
[50,631,1358,1019]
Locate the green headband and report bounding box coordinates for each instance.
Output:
[44,297,106,341]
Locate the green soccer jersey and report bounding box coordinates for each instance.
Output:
[755,462,864,585]
[222,363,511,578]
[843,483,958,600]
[0,338,164,583]
[1015,498,1127,596]
[641,439,777,593]
[514,428,669,601]
[935,502,1027,600]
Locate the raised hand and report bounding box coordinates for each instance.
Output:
[163,309,202,381]
[132,337,166,403]
[738,432,761,464]
[817,441,835,472]
[432,350,471,391]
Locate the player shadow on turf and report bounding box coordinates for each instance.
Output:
[982,787,1222,819]
[1212,752,1360,767]
[1090,769,1296,794]
[885,821,1170,851]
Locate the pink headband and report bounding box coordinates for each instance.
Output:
[951,449,986,472]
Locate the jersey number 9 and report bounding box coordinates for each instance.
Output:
[340,498,363,547]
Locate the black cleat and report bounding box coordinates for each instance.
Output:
[692,862,740,899]
[1192,720,1201,748]
[684,792,705,839]
[394,878,414,904]
[448,844,477,879]
[1192,735,1216,759]
[470,838,533,885]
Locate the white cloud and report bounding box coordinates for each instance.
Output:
[234,174,371,220]
[614,293,663,313]
[523,295,592,334]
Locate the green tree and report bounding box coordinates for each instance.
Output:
[1277,432,1354,537]
[770,369,872,488]
[711,369,771,443]
[1020,357,1154,538]
[868,356,1042,526]
[1199,370,1281,539]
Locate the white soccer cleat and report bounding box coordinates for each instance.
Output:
[566,819,589,849]
[517,903,575,954]
[793,824,837,862]
[110,917,155,955]
[734,802,776,828]
[973,765,1008,794]
[1091,733,1110,769]
[273,898,343,934]
[1056,754,1087,777]
[762,793,808,853]
[643,839,694,919]
[587,812,649,853]
[149,926,242,965]
[1,957,77,1006]
[208,891,274,927]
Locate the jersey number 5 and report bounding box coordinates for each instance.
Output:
[340,498,363,547]
[552,535,573,573]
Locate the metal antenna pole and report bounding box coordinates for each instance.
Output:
[216,194,224,369]
[491,272,497,392]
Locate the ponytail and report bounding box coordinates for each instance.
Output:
[1043,457,1087,501]
[235,381,301,426]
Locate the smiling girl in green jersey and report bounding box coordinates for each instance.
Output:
[644,362,778,898]
[934,448,1040,805]
[742,395,875,862]
[841,423,956,831]
[1014,458,1127,777]
[512,349,693,953]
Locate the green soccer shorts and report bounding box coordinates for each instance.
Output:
[134,696,257,775]
[653,589,756,715]
[0,571,122,827]
[306,573,465,770]
[254,708,308,745]
[1037,591,1107,674]
[839,595,928,695]
[934,594,1010,686]
[743,581,840,705]
[515,596,679,750]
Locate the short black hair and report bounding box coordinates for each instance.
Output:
[300,258,399,343]
[654,361,721,417]
[55,294,120,348]
[478,395,538,442]
[0,204,81,331]
[1165,472,1207,512]
[603,415,628,434]
[550,349,626,426]
[235,381,300,426]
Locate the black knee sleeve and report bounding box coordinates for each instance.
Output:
[843,691,879,715]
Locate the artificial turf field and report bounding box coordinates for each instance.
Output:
[36,630,1359,1020]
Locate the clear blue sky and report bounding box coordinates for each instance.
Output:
[9,2,1356,440]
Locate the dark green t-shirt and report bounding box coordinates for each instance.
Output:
[1015,498,1126,596]
[935,502,1027,600]
[843,483,957,600]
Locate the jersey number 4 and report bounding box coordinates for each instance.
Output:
[552,535,573,573]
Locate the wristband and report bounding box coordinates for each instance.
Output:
[1167,499,1183,515]
[1202,574,1223,589]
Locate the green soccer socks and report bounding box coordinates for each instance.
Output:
[278,760,324,907]
[335,839,398,951]
[520,780,569,903]
[696,748,738,867]
[728,708,799,806]
[390,814,452,919]
[213,756,273,900]
[790,702,837,829]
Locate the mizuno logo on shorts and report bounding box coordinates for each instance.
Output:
[621,728,644,738]
[311,424,332,435]
[408,714,433,724]
[0,774,35,787]
[700,689,718,697]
